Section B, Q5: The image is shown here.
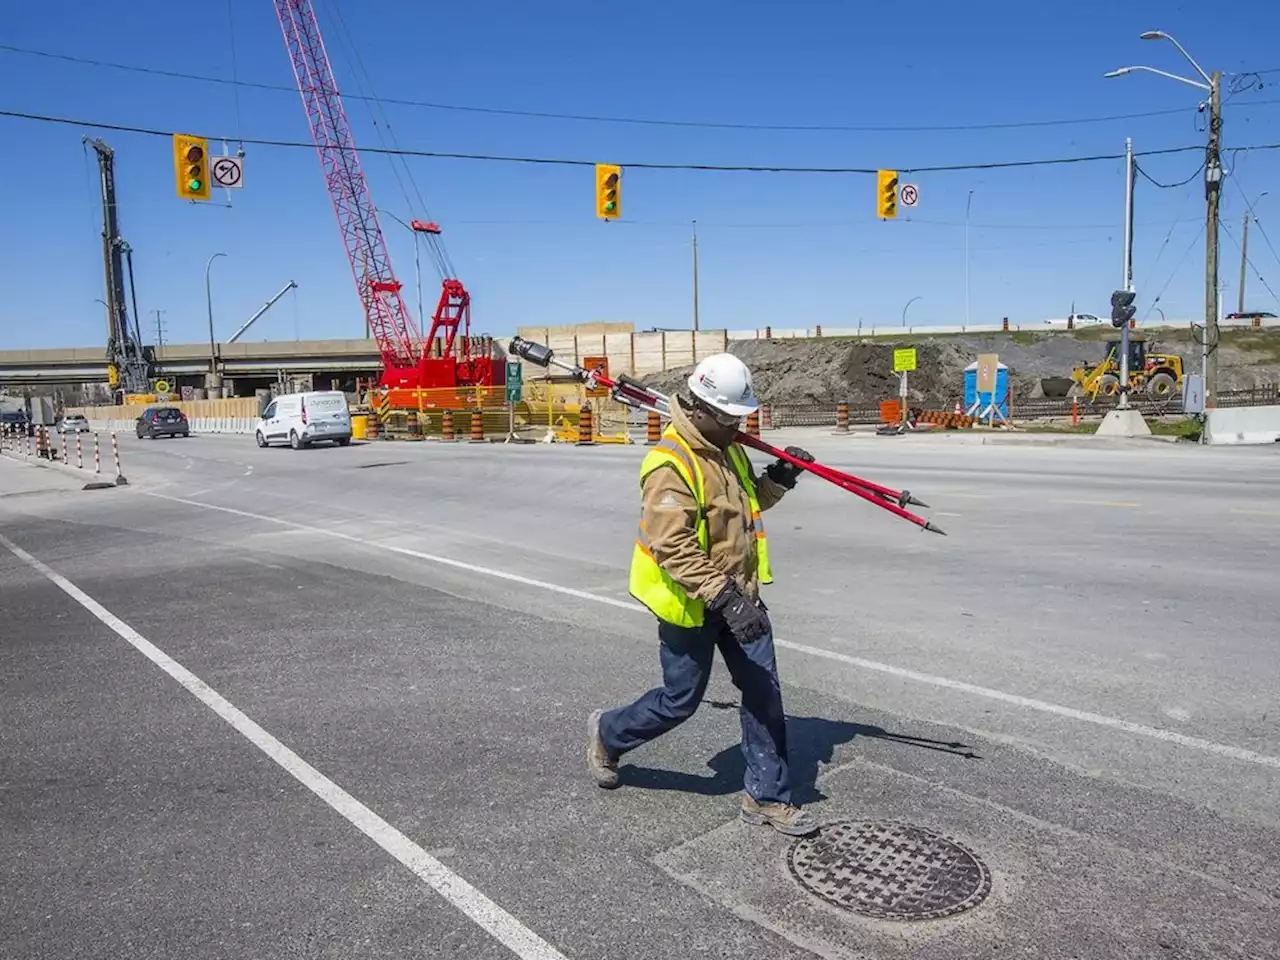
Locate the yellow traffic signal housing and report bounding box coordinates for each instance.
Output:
[173,134,211,201]
[877,168,898,220]
[595,163,622,219]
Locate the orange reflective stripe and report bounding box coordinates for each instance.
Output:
[652,435,703,502]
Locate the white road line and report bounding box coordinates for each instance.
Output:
[145,491,639,611]
[1050,498,1141,508]
[0,532,568,960]
[144,492,1280,772]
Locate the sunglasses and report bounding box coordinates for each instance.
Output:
[692,398,742,428]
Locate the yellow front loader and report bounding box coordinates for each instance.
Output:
[1070,334,1184,401]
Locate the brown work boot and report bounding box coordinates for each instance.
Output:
[586,709,620,789]
[740,794,819,836]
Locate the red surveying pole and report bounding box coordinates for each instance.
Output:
[508,337,945,535]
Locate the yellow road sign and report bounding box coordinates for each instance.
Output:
[893,348,917,373]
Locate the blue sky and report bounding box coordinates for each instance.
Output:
[1,0,1278,349]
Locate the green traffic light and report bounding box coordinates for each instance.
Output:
[188,179,202,192]
[605,200,616,212]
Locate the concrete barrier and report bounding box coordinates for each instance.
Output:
[1204,405,1280,445]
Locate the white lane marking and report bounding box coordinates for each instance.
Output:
[144,492,1280,772]
[782,639,1280,769]
[0,533,569,960]
[1050,498,1141,508]
[145,491,638,611]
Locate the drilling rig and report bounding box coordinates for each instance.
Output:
[85,137,153,403]
[273,0,503,406]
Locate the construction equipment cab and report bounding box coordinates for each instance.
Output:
[256,390,352,450]
[1070,334,1184,401]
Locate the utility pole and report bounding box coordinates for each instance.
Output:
[1106,31,1224,406]
[965,190,974,327]
[1119,137,1135,410]
[691,220,700,332]
[1204,70,1223,406]
[1238,209,1251,315]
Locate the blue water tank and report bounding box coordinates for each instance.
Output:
[964,361,1009,419]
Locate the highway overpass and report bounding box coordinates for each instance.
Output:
[0,339,385,387]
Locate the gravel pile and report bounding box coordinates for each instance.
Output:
[642,329,1280,407]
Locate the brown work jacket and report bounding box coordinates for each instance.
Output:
[640,401,788,605]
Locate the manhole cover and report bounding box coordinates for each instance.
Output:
[787,820,991,921]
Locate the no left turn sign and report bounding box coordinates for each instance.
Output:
[900,183,919,207]
[211,157,243,189]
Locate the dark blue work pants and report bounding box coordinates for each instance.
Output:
[599,615,793,805]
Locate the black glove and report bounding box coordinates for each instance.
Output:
[765,445,815,489]
[708,579,771,644]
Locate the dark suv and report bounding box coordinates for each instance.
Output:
[137,406,190,439]
[1,409,33,438]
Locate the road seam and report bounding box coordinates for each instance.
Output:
[0,531,569,960]
[143,491,1280,772]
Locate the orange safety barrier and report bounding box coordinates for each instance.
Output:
[367,415,380,440]
[441,409,456,442]
[405,409,421,436]
[645,410,661,444]
[577,404,595,445]
[917,409,975,429]
[745,410,760,437]
[835,401,850,434]
[469,409,486,443]
[385,386,508,412]
[761,404,773,431]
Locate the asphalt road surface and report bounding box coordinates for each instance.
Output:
[3,429,1278,960]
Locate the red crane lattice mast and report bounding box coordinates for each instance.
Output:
[273,0,499,392]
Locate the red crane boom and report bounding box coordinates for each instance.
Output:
[273,0,500,393]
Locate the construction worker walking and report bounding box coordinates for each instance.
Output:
[587,353,819,836]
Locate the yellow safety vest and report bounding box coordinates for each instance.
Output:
[629,426,773,626]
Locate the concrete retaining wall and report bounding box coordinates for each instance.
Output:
[83,417,258,435]
[514,327,731,378]
[1204,404,1280,445]
[67,397,261,436]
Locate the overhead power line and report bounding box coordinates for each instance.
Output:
[10,108,1280,175]
[1134,158,1206,189]
[1221,220,1280,308]
[4,43,1280,135]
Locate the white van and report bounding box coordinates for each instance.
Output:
[255,391,352,449]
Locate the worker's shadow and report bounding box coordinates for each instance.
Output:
[617,706,980,804]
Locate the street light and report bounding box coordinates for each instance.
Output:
[902,295,922,328]
[205,252,227,388]
[1102,66,1210,92]
[1107,29,1222,404]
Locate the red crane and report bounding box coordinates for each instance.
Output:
[273,0,501,394]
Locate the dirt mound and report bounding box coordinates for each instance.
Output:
[642,329,1280,409]
[646,338,985,409]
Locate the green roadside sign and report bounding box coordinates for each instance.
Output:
[505,361,523,403]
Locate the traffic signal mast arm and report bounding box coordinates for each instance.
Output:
[508,336,943,535]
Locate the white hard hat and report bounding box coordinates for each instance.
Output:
[687,353,759,417]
